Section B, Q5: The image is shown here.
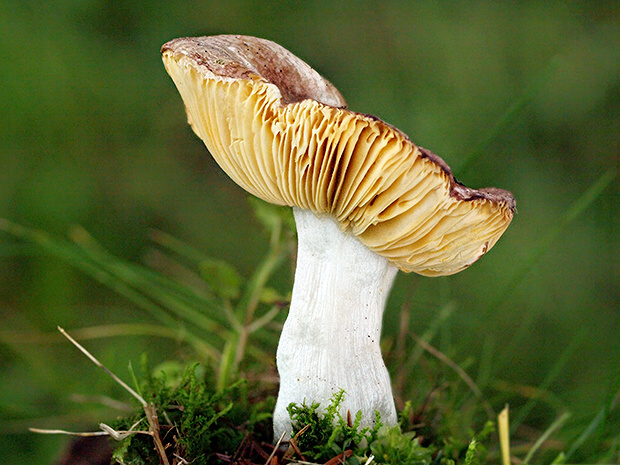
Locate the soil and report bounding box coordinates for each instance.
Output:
[54,436,114,465]
[52,433,314,465]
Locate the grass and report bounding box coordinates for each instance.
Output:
[1,62,618,459]
[0,3,617,462]
[33,327,497,464]
[0,199,295,385]
[1,186,618,463]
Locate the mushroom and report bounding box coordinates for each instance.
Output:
[161,35,516,439]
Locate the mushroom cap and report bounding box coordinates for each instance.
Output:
[162,35,515,276]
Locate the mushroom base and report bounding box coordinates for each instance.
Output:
[274,208,398,440]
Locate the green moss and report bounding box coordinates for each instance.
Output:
[111,359,271,465]
[287,390,382,461]
[108,363,494,465]
[285,391,494,465]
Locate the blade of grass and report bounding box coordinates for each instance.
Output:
[58,327,146,406]
[456,56,561,176]
[0,219,175,328]
[151,229,222,264]
[411,331,494,419]
[247,305,282,334]
[566,407,607,460]
[498,405,511,465]
[510,329,585,433]
[234,239,287,323]
[490,379,565,412]
[28,428,110,436]
[217,217,290,391]
[0,220,218,359]
[565,369,620,459]
[476,169,616,386]
[0,323,218,359]
[400,301,456,375]
[58,327,170,465]
[217,251,287,391]
[522,411,571,465]
[69,226,229,333]
[391,300,456,402]
[499,169,616,313]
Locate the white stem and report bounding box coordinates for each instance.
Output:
[274,208,398,439]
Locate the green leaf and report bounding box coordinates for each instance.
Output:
[248,197,296,236]
[198,258,243,300]
[259,286,286,305]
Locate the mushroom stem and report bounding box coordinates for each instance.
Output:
[274,207,399,439]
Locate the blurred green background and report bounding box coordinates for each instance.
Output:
[0,0,618,463]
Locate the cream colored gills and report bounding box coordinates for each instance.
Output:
[163,41,513,275]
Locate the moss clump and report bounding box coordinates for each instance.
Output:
[109,363,494,465]
[111,360,272,465]
[286,391,494,465]
[287,390,383,461]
